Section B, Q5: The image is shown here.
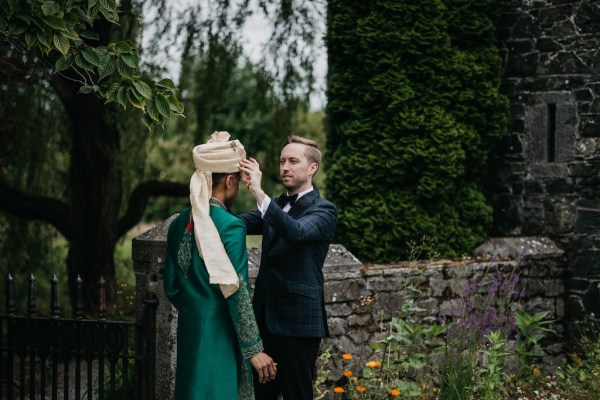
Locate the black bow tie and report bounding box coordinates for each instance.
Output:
[277,193,298,207]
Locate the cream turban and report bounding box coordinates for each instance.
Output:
[190,131,246,298]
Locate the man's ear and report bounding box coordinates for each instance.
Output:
[309,163,319,176]
[225,174,234,189]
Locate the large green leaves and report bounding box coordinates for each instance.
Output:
[1,0,184,129]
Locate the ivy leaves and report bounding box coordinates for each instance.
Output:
[1,0,184,129]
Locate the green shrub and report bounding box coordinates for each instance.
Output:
[326,0,508,262]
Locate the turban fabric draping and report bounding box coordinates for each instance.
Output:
[190,131,247,298]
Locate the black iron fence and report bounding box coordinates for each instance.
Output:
[1,273,157,400]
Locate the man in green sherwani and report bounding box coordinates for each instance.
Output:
[164,132,277,400]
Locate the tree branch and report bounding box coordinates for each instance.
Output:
[0,179,73,240]
[117,179,188,237]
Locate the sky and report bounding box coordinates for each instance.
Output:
[142,1,327,110]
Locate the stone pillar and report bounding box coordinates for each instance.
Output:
[132,215,177,400]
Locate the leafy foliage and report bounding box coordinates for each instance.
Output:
[325,0,508,262]
[0,0,183,128]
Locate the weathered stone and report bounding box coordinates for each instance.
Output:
[583,283,600,314]
[556,297,566,318]
[581,116,600,137]
[513,14,540,39]
[326,302,354,317]
[575,1,600,34]
[574,208,600,234]
[328,317,349,336]
[573,250,600,275]
[325,280,366,303]
[568,162,597,177]
[537,37,563,52]
[570,278,591,292]
[538,4,574,23]
[347,313,373,328]
[571,88,594,102]
[506,52,539,77]
[566,295,585,317]
[507,39,536,53]
[543,279,564,296]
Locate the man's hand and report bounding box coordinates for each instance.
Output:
[239,158,266,204]
[250,352,277,383]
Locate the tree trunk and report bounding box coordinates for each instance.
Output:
[65,91,120,314]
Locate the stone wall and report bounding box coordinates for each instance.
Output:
[133,219,567,397]
[490,0,600,322]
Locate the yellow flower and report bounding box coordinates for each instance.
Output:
[342,353,352,361]
[333,387,345,394]
[343,370,353,377]
[432,387,439,393]
[532,367,541,377]
[356,385,367,393]
[389,388,401,396]
[351,377,358,385]
[365,360,382,368]
[421,383,427,391]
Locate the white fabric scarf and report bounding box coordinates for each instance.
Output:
[190,131,246,298]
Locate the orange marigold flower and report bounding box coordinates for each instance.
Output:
[356,385,367,393]
[365,361,382,368]
[343,370,353,377]
[333,387,345,394]
[389,388,401,396]
[532,367,541,377]
[342,353,352,361]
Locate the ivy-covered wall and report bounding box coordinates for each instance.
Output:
[325,0,508,262]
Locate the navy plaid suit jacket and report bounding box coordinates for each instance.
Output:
[240,189,337,337]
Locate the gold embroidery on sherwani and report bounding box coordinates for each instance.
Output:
[235,275,263,358]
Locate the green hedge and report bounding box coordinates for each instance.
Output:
[325,0,508,262]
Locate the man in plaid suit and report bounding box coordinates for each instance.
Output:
[239,135,337,400]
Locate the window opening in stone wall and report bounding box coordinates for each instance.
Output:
[547,103,556,162]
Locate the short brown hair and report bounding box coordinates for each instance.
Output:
[282,135,322,166]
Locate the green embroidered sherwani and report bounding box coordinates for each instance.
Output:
[164,205,262,400]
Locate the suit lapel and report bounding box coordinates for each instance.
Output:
[288,189,318,219]
[265,189,320,247]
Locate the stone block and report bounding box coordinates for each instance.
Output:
[538,4,574,23]
[573,250,600,275]
[568,162,597,177]
[574,208,600,234]
[556,297,565,318]
[537,37,563,52]
[575,1,600,34]
[571,88,594,102]
[581,116,600,137]
[513,14,540,39]
[566,295,585,317]
[583,282,600,314]
[506,52,539,77]
[328,317,349,336]
[347,313,374,328]
[507,39,535,53]
[439,299,464,317]
[326,303,354,317]
[569,278,591,292]
[325,280,366,303]
[543,279,564,296]
[523,297,556,314]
